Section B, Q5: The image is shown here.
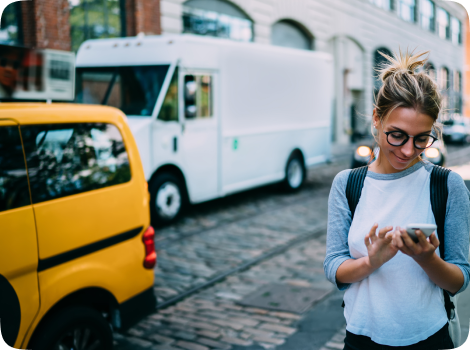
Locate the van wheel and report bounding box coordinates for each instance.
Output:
[29,306,113,350]
[282,153,306,191]
[149,173,186,226]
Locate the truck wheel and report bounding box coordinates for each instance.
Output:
[149,173,186,226]
[282,153,306,191]
[29,306,113,350]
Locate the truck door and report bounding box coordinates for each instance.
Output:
[0,120,40,348]
[180,71,219,202]
[153,66,183,169]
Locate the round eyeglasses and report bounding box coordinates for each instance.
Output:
[383,131,438,150]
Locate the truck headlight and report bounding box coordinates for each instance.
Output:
[424,148,440,159]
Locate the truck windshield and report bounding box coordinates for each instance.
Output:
[75,65,170,117]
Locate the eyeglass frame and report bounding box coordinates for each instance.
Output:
[383,130,438,150]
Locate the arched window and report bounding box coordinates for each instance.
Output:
[0,2,22,45]
[439,67,450,90]
[424,62,436,82]
[182,0,253,42]
[373,47,393,96]
[271,20,313,50]
[453,70,462,113]
[69,0,126,52]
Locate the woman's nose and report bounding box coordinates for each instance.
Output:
[401,137,415,157]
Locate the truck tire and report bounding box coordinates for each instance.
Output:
[282,153,306,191]
[149,172,186,226]
[29,306,113,350]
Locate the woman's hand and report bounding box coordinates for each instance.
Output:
[365,224,399,269]
[393,228,439,263]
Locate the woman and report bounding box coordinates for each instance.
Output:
[323,50,470,349]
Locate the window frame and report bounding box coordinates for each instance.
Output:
[182,73,215,121]
[436,7,451,40]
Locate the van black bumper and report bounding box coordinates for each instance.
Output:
[118,287,156,331]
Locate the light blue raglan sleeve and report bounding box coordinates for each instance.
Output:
[323,169,353,291]
[444,171,470,296]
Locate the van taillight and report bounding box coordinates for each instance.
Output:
[142,226,157,269]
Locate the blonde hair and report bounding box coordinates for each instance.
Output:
[373,49,442,138]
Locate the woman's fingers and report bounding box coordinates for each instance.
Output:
[415,229,428,246]
[368,223,379,243]
[429,232,440,249]
[378,226,393,239]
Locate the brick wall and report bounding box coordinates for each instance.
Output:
[21,0,71,51]
[18,0,160,51]
[126,0,161,36]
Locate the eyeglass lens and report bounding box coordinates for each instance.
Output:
[387,131,434,149]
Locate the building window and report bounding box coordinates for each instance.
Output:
[374,47,393,96]
[370,0,394,11]
[452,70,462,113]
[398,0,417,22]
[69,0,126,52]
[451,17,461,44]
[436,7,450,40]
[420,0,435,31]
[424,62,436,82]
[182,0,253,42]
[439,67,449,90]
[0,2,22,45]
[271,20,313,51]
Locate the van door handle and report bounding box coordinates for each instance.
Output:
[173,137,177,152]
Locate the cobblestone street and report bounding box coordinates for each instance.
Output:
[114,144,470,350]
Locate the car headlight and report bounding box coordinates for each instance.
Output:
[354,146,373,162]
[356,146,371,158]
[424,147,440,159]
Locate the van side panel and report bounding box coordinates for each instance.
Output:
[219,44,333,192]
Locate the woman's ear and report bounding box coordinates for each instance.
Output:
[372,109,378,129]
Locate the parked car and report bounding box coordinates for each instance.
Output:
[0,103,156,350]
[75,34,334,226]
[442,117,470,144]
[352,137,446,168]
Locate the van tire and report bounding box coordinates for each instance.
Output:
[282,153,306,191]
[149,173,186,226]
[28,306,113,350]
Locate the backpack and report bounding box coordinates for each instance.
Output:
[345,165,460,346]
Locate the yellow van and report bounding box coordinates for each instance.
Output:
[0,103,156,350]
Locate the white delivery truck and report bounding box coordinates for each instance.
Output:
[75,34,333,225]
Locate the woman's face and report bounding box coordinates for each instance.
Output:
[373,107,434,171]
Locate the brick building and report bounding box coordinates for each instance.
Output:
[0,0,162,52]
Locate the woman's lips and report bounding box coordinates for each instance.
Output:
[393,152,411,163]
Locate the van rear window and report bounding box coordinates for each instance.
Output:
[21,123,131,203]
[0,126,31,212]
[75,65,170,116]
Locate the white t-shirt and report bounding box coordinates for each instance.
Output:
[345,165,447,345]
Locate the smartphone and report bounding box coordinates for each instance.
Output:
[405,223,437,242]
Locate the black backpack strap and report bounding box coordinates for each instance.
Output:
[346,166,368,220]
[430,165,453,319]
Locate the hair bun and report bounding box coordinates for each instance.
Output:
[378,49,429,82]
